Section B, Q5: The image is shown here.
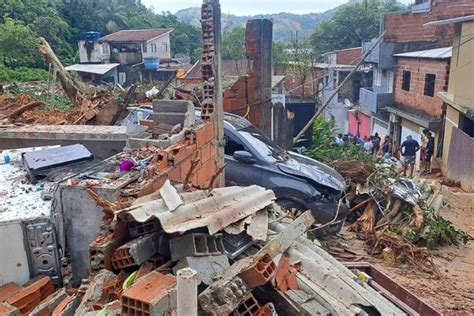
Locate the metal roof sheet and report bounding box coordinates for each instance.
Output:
[118,185,276,235]
[394,47,452,59]
[424,15,474,27]
[100,29,173,42]
[65,63,120,75]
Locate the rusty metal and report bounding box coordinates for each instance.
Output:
[343,262,441,316]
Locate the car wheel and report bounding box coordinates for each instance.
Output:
[276,200,306,219]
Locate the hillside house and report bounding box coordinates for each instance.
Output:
[389,47,451,168]
[68,29,174,86]
[359,0,474,141]
[426,15,474,191]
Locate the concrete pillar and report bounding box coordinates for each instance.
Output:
[177,268,198,316]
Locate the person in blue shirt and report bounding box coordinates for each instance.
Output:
[400,135,420,178]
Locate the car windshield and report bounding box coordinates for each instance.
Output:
[238,126,290,162]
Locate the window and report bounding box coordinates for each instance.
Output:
[424,74,436,97]
[151,44,157,53]
[402,70,411,91]
[101,44,109,55]
[142,43,147,53]
[163,43,168,52]
[224,134,246,156]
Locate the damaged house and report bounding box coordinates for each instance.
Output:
[66,29,184,86]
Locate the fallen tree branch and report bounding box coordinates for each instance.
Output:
[8,101,42,119]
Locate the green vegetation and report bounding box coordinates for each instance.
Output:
[305,117,373,164]
[311,0,405,60]
[0,0,202,79]
[0,66,48,82]
[222,26,246,60]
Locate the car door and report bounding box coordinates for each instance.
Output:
[224,129,262,186]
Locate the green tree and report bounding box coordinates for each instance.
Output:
[0,18,39,67]
[222,26,246,60]
[311,0,405,59]
[272,42,289,71]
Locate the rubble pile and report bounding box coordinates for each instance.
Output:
[342,163,470,273]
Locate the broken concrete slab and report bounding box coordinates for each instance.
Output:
[173,255,230,285]
[75,270,116,316]
[159,179,183,211]
[0,125,133,160]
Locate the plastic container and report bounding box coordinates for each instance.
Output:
[143,58,160,70]
[84,31,101,41]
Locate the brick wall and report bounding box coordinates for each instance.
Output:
[336,48,361,65]
[139,121,218,197]
[384,0,474,44]
[394,57,450,118]
[223,20,273,133]
[279,67,324,99]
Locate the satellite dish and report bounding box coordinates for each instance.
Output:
[344,99,353,108]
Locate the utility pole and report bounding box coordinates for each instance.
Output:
[201,0,224,187]
[293,32,386,145]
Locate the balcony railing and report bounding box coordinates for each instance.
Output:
[359,87,393,113]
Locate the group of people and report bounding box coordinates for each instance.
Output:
[400,129,435,178]
[362,133,392,157]
[333,129,435,178]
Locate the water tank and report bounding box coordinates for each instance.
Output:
[143,58,160,70]
[84,32,101,41]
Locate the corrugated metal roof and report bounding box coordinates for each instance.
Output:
[100,29,173,42]
[118,185,276,235]
[394,47,452,59]
[65,63,120,75]
[424,14,474,27]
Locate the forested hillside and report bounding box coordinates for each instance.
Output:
[0,0,201,72]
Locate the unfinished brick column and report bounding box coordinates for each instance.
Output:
[224,19,273,137]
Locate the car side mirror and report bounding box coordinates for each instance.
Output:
[233,151,256,164]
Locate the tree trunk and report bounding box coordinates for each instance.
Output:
[38,37,82,105]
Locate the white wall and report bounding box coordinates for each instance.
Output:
[78,40,110,63]
[142,34,172,59]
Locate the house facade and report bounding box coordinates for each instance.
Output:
[427,15,474,191]
[388,47,451,166]
[358,0,474,152]
[318,47,373,136]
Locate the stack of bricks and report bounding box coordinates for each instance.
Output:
[0,276,55,315]
[384,0,474,44]
[140,120,218,196]
[200,0,217,121]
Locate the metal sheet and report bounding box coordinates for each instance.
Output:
[120,185,276,235]
[65,63,120,75]
[394,47,452,59]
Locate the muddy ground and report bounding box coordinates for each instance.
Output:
[324,183,474,314]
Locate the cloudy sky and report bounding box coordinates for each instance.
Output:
[142,0,413,15]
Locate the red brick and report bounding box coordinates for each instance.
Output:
[239,253,276,289]
[0,282,22,302]
[234,293,260,316]
[168,143,187,165]
[121,272,176,316]
[51,295,73,316]
[7,276,54,314]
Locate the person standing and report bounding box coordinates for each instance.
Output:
[420,129,429,171]
[363,136,374,153]
[381,135,392,156]
[371,133,381,156]
[400,135,420,178]
[423,131,435,174]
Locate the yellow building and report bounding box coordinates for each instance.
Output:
[426,15,474,191]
